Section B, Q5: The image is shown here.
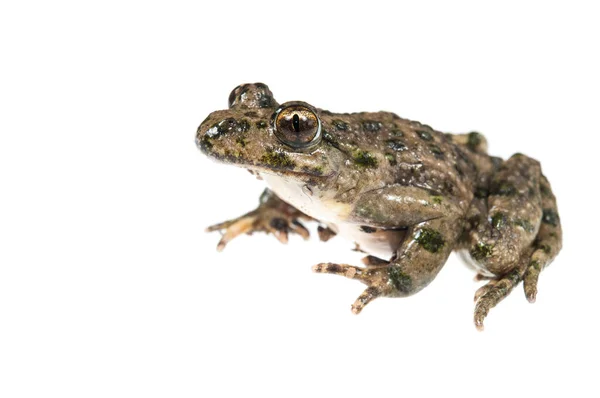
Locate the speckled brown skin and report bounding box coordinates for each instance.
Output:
[197,83,562,330]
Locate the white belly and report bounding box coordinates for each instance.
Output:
[262,174,405,259]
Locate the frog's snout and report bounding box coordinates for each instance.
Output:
[195,111,251,157]
[196,113,234,155]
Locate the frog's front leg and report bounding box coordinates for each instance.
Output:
[206,188,319,251]
[314,212,464,314]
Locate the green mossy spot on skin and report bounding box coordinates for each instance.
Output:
[256,120,267,129]
[302,165,324,175]
[385,153,397,166]
[491,212,507,229]
[505,268,521,285]
[431,196,443,205]
[471,242,494,261]
[467,132,483,151]
[539,244,551,254]
[260,149,296,169]
[388,267,413,294]
[416,129,433,141]
[514,218,534,233]
[391,129,404,137]
[529,260,541,271]
[236,136,247,148]
[199,135,213,150]
[542,209,560,226]
[415,228,445,253]
[353,150,378,169]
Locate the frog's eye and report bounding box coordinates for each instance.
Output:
[272,102,321,150]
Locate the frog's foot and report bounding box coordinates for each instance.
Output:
[317,225,336,242]
[465,158,562,330]
[207,211,309,251]
[473,267,524,330]
[206,190,310,251]
[312,262,394,314]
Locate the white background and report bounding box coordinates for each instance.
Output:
[1,1,599,397]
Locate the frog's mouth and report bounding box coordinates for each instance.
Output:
[247,163,338,183]
[198,136,337,182]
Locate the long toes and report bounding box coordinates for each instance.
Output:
[215,216,256,251]
[523,266,540,303]
[474,280,497,302]
[473,294,496,331]
[206,220,236,232]
[351,287,382,314]
[317,225,336,242]
[312,263,365,280]
[290,220,310,240]
[473,281,512,331]
[272,229,289,244]
[267,217,290,244]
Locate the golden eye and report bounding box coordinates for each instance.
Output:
[273,102,321,149]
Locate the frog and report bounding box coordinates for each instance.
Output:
[196,83,562,330]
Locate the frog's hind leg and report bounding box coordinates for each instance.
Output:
[465,154,562,330]
[522,174,563,302]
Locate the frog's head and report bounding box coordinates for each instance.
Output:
[197,83,342,183]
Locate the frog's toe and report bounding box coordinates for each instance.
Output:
[473,268,523,331]
[313,263,393,314]
[290,220,310,240]
[523,261,541,303]
[265,216,311,243]
[266,217,290,244]
[473,279,498,302]
[312,263,365,280]
[317,225,336,242]
[212,216,257,252]
[351,286,383,314]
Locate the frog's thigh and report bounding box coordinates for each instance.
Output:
[466,154,543,276]
[388,214,464,296]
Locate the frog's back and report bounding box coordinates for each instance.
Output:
[318,110,481,204]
